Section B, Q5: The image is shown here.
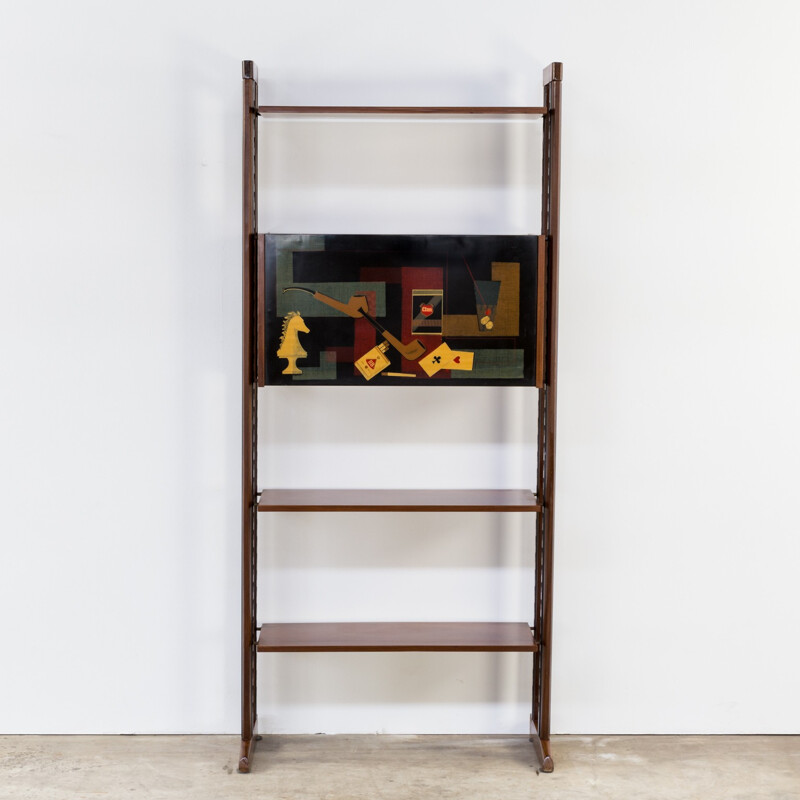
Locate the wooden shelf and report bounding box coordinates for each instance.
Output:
[257,622,538,652]
[258,489,540,513]
[257,105,547,116]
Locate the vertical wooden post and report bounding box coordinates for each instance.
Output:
[531,61,562,774]
[239,59,259,773]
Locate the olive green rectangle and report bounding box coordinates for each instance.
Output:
[275,235,326,284]
[277,282,386,317]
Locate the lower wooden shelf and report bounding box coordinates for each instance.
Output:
[257,489,540,512]
[257,622,538,652]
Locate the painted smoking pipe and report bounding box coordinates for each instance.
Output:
[283,287,427,361]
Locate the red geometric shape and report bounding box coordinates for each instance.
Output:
[421,303,433,317]
[353,318,376,377]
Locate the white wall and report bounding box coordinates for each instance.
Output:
[1,0,799,735]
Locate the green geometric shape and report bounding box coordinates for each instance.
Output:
[451,349,524,380]
[275,234,326,284]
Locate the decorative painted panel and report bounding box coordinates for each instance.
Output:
[263,234,542,386]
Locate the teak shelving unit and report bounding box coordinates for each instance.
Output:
[239,59,562,773]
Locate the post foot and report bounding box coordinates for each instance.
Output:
[529,716,555,773]
[238,737,255,773]
[540,740,555,773]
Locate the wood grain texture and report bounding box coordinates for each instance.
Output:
[256,234,266,386]
[241,60,258,745]
[258,105,547,116]
[535,236,546,388]
[531,60,564,759]
[257,622,538,652]
[257,489,540,512]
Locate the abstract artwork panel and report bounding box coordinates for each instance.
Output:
[264,234,541,386]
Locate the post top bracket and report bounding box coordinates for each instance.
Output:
[543,62,563,84]
[243,60,258,81]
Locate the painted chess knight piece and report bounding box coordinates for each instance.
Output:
[277,311,310,374]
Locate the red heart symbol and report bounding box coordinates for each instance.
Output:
[453,356,461,364]
[366,359,376,369]
[421,304,433,317]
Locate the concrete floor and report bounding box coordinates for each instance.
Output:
[0,734,798,800]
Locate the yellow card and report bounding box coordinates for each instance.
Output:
[445,350,474,371]
[419,342,453,376]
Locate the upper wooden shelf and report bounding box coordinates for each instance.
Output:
[257,489,540,513]
[257,622,538,652]
[257,105,547,116]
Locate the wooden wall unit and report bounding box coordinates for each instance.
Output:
[239,60,563,774]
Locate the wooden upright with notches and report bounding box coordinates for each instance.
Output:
[240,60,563,774]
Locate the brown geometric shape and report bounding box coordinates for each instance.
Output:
[443,262,520,337]
[491,261,520,336]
